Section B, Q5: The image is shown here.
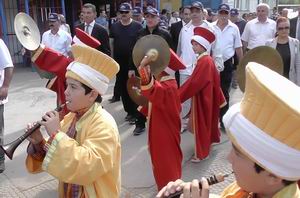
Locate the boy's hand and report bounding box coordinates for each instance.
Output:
[39,111,60,137]
[156,178,209,198]
[25,122,43,144]
[138,65,151,85]
[128,70,136,78]
[156,179,185,198]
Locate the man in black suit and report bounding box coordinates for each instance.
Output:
[290,7,300,41]
[170,6,191,51]
[170,6,191,85]
[78,3,110,56]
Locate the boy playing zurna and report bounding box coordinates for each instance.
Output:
[26,45,121,198]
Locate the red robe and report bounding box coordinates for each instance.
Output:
[179,53,226,160]
[140,75,182,190]
[32,46,73,116]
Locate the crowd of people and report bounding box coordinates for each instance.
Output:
[0,1,299,197]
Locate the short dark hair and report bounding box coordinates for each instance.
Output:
[161,9,167,14]
[81,83,103,103]
[254,163,294,186]
[182,6,191,12]
[83,3,96,13]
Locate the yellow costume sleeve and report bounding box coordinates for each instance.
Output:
[41,110,120,186]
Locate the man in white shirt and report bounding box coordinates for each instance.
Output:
[41,13,72,57]
[170,6,191,85]
[290,6,300,41]
[59,14,71,34]
[0,39,14,173]
[241,3,276,53]
[177,1,223,132]
[212,3,243,129]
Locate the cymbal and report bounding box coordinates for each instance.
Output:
[14,12,40,51]
[127,76,148,106]
[237,46,283,92]
[132,35,170,76]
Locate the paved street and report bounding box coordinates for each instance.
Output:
[0,66,243,198]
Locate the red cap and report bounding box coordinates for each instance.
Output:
[191,27,215,50]
[73,28,101,49]
[168,48,185,70]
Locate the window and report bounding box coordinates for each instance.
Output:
[235,0,250,11]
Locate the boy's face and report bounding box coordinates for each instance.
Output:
[191,40,206,54]
[64,78,94,112]
[227,144,273,194]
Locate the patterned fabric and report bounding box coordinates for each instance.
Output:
[63,110,87,198]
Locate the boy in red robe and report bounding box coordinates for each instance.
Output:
[179,27,226,162]
[138,49,185,190]
[31,28,100,116]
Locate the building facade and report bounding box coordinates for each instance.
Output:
[3,0,297,64]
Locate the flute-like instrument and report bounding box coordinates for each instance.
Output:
[165,172,232,198]
[0,102,69,160]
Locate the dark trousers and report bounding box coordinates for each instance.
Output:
[112,72,121,99]
[119,69,138,116]
[220,58,233,124]
[175,70,180,87]
[0,105,4,169]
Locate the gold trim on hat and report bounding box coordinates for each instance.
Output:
[71,45,119,80]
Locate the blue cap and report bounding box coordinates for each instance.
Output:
[48,13,59,22]
[119,2,132,12]
[144,6,159,16]
[218,3,230,12]
[190,1,203,10]
[230,8,239,16]
[206,8,216,16]
[133,6,142,16]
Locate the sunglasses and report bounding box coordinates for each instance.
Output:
[277,26,290,31]
[219,10,229,15]
[120,11,129,14]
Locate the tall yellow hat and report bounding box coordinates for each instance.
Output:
[66,45,119,95]
[223,62,300,181]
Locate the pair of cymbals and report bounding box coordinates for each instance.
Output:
[128,35,170,106]
[237,46,283,92]
[14,12,40,51]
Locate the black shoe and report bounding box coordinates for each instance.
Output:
[109,96,120,103]
[133,126,145,136]
[128,118,137,125]
[0,161,5,174]
[125,114,135,121]
[220,122,225,132]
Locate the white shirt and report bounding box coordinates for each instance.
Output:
[296,17,300,41]
[177,20,223,75]
[212,20,242,61]
[42,29,72,56]
[84,20,96,35]
[241,18,276,49]
[60,24,71,34]
[169,17,181,27]
[0,39,14,104]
